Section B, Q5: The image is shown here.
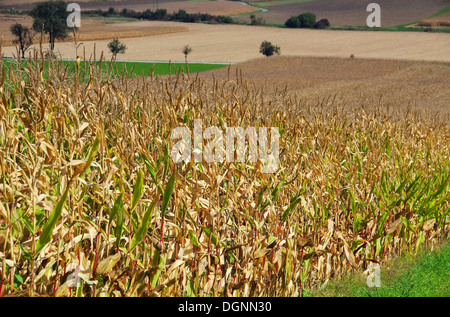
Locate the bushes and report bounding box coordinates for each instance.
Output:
[313,18,330,29]
[285,12,329,29]
[298,12,316,28]
[260,40,280,57]
[83,8,233,24]
[285,16,300,28]
[250,14,265,26]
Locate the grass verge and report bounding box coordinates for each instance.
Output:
[2,58,228,81]
[314,240,450,297]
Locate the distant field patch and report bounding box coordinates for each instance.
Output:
[0,15,188,46]
[250,0,315,8]
[2,58,228,79]
[232,0,450,27]
[107,60,228,76]
[417,7,450,28]
[0,0,258,16]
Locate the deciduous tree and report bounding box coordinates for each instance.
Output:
[29,1,69,51]
[10,23,34,59]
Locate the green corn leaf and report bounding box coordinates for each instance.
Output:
[130,198,158,251]
[188,230,199,247]
[131,170,144,212]
[255,185,267,208]
[395,178,408,195]
[163,143,169,179]
[35,185,70,256]
[144,159,163,194]
[271,180,284,200]
[115,199,124,248]
[109,193,123,224]
[201,226,219,246]
[161,171,176,216]
[79,133,100,176]
[375,237,382,257]
[151,254,165,288]
[401,216,416,233]
[281,197,301,221]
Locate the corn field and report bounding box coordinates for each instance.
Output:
[0,51,449,297]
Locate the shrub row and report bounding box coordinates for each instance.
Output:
[84,7,233,24]
[285,12,330,29]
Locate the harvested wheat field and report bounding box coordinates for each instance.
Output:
[200,56,450,113]
[2,21,450,62]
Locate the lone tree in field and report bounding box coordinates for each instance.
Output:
[29,1,69,51]
[182,45,192,62]
[108,38,127,60]
[10,23,34,59]
[259,41,280,57]
[182,45,192,74]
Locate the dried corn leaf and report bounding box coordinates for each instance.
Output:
[95,253,121,275]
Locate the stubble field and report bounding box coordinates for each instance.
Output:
[200,56,450,113]
[2,21,450,63]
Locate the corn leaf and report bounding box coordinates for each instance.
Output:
[131,170,144,212]
[35,185,70,256]
[130,198,158,251]
[109,193,123,224]
[161,171,176,216]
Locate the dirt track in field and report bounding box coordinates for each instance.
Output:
[3,21,449,63]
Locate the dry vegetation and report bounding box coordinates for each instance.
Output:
[418,12,450,28]
[3,21,450,63]
[201,56,450,113]
[0,50,448,297]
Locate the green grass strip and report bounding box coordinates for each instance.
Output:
[1,59,228,80]
[314,241,450,297]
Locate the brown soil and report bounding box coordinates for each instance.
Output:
[234,0,450,27]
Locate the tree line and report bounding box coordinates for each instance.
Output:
[285,12,330,29]
[84,7,233,24]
